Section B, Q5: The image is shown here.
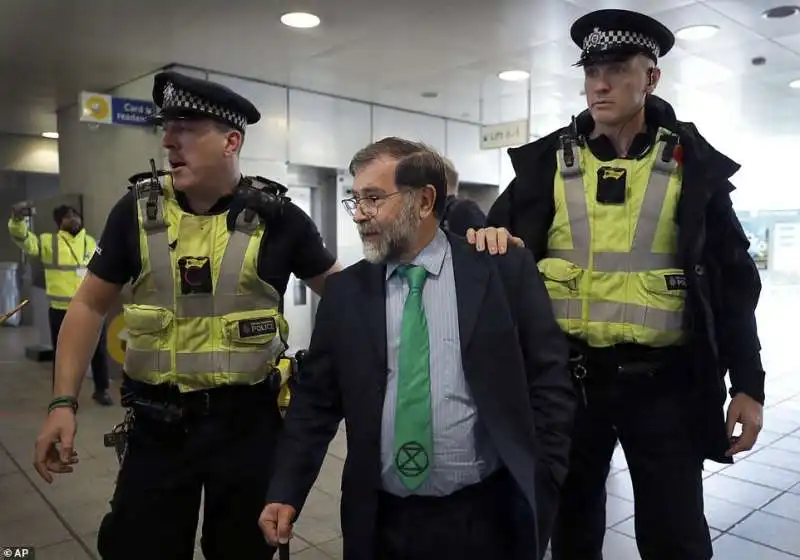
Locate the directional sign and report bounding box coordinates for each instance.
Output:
[480,119,529,150]
[80,91,156,127]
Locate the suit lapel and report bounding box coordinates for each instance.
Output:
[360,262,388,370]
[448,234,491,354]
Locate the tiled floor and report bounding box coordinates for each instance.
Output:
[0,280,799,559]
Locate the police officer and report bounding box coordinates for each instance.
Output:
[467,9,765,560]
[8,203,112,405]
[32,71,340,560]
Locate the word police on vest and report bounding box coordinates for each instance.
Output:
[0,547,34,558]
[665,273,688,291]
[238,317,277,339]
[596,166,627,204]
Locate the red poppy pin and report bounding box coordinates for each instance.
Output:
[673,144,684,166]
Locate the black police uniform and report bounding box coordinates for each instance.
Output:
[487,10,765,560]
[93,71,336,560]
[441,194,486,236]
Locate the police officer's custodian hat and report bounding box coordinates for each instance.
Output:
[151,71,261,132]
[570,9,675,67]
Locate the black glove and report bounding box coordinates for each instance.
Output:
[227,176,289,231]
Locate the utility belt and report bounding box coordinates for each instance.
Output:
[566,336,686,405]
[119,374,278,424]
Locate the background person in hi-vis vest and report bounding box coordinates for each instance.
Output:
[466,9,765,560]
[31,71,340,560]
[8,204,113,406]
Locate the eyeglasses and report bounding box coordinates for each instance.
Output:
[341,191,404,218]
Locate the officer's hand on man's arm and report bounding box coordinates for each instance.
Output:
[465,227,526,254]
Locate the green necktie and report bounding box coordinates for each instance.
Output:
[393,264,433,490]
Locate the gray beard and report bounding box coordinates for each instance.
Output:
[359,197,421,264]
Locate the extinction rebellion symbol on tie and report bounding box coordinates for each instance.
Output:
[394,441,430,477]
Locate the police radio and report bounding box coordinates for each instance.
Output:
[227,175,290,231]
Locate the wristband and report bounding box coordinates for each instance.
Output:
[48,396,78,414]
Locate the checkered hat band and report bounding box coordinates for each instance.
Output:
[582,28,660,57]
[162,83,247,130]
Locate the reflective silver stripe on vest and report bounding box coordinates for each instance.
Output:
[43,235,80,271]
[550,139,679,272]
[133,194,280,314]
[124,335,285,374]
[551,299,682,332]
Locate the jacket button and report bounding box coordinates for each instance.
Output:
[694,264,704,276]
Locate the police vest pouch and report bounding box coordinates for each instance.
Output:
[639,270,687,337]
[538,258,583,295]
[123,305,174,375]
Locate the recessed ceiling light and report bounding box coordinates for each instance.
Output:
[41,132,58,139]
[762,5,800,19]
[280,12,320,29]
[789,78,800,89]
[498,70,530,82]
[675,24,720,40]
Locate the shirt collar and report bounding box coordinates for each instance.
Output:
[386,228,449,280]
[586,125,657,161]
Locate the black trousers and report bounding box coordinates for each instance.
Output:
[550,360,713,560]
[97,381,281,560]
[48,307,109,392]
[376,469,516,560]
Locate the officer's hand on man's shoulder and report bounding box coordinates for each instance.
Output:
[465,226,525,255]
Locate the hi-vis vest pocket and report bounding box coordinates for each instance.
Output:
[219,309,288,376]
[124,305,173,342]
[222,309,286,347]
[538,257,583,299]
[639,269,687,333]
[123,305,174,374]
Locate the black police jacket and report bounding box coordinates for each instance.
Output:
[487,95,765,463]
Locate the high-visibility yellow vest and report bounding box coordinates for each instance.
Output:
[7,219,95,310]
[539,128,686,348]
[123,174,290,393]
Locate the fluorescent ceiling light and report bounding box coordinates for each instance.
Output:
[498,70,530,82]
[790,79,800,89]
[280,12,321,28]
[41,132,58,139]
[675,25,720,41]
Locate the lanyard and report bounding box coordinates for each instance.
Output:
[57,232,88,266]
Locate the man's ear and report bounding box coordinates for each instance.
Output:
[224,129,244,156]
[420,185,437,218]
[646,66,661,94]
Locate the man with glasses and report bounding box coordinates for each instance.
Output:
[32,71,340,560]
[467,9,765,560]
[260,137,576,560]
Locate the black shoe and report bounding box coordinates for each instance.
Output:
[93,391,113,406]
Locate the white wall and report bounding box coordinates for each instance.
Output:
[200,68,506,187]
[0,134,59,174]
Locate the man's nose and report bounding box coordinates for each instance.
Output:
[161,130,177,150]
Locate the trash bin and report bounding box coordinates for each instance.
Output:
[0,262,21,327]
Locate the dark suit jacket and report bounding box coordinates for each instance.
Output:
[266,233,576,560]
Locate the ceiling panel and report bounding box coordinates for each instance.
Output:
[703,0,800,39]
[0,0,796,143]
